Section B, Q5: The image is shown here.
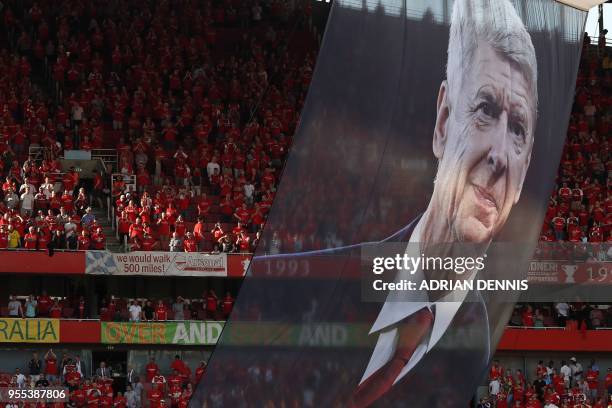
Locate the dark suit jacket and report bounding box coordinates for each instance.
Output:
[192,218,493,407]
[96,367,113,378]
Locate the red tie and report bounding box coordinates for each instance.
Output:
[349,308,434,408]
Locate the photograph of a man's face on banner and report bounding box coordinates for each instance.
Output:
[191,0,587,406]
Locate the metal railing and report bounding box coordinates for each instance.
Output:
[91,149,118,173]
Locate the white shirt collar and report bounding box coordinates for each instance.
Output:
[362,244,476,386]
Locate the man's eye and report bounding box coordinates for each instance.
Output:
[509,121,526,143]
[477,102,496,118]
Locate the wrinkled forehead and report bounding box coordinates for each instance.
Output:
[459,44,537,134]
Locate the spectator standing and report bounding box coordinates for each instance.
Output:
[44,349,58,383]
[128,301,142,322]
[489,376,501,397]
[142,301,155,321]
[20,186,35,216]
[7,296,23,317]
[169,232,182,252]
[24,295,37,318]
[560,360,571,388]
[64,217,78,249]
[172,297,185,321]
[570,357,583,385]
[81,207,96,229]
[222,292,234,318]
[585,363,599,401]
[28,352,42,386]
[37,291,52,317]
[14,369,26,388]
[170,355,191,385]
[125,385,137,408]
[49,299,62,318]
[205,290,218,319]
[604,367,612,399]
[555,302,570,326]
[145,358,160,383]
[155,300,168,321]
[7,226,20,249]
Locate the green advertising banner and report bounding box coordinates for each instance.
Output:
[101,321,224,345]
[100,321,374,347]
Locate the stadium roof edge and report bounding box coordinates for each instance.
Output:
[556,0,607,11]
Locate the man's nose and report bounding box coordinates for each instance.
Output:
[487,112,508,180]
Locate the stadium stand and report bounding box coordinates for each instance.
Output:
[0,0,316,253]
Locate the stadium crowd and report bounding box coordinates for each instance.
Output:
[485,358,612,408]
[538,43,611,247]
[0,0,607,255]
[1,351,206,408]
[0,0,314,253]
[3,290,234,321]
[511,303,612,330]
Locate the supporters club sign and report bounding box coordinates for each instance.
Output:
[85,251,250,277]
[528,261,611,284]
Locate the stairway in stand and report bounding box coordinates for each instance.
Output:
[91,207,124,253]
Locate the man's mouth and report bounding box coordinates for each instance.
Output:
[473,185,498,210]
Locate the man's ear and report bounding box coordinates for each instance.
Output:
[433,81,450,160]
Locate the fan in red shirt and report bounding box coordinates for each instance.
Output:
[49,300,62,319]
[78,230,91,250]
[178,383,193,408]
[168,369,183,404]
[86,387,101,408]
[513,381,525,405]
[65,367,82,388]
[99,393,113,408]
[71,388,86,406]
[194,361,206,384]
[605,368,612,397]
[24,226,38,249]
[521,305,535,327]
[585,365,599,400]
[44,349,58,381]
[141,234,158,251]
[113,392,126,408]
[535,361,547,379]
[156,213,171,249]
[193,218,205,249]
[155,300,168,321]
[174,215,186,237]
[37,291,52,317]
[152,373,166,389]
[183,232,197,252]
[235,232,250,253]
[148,383,163,408]
[145,358,160,382]
[233,204,251,225]
[496,390,508,408]
[91,227,106,250]
[222,292,234,318]
[170,355,191,383]
[544,388,560,406]
[524,395,541,408]
[0,226,8,249]
[205,290,218,319]
[197,194,210,217]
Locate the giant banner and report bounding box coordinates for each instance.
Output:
[0,319,60,343]
[194,0,590,407]
[86,251,230,277]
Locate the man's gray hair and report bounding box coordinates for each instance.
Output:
[447,0,538,121]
